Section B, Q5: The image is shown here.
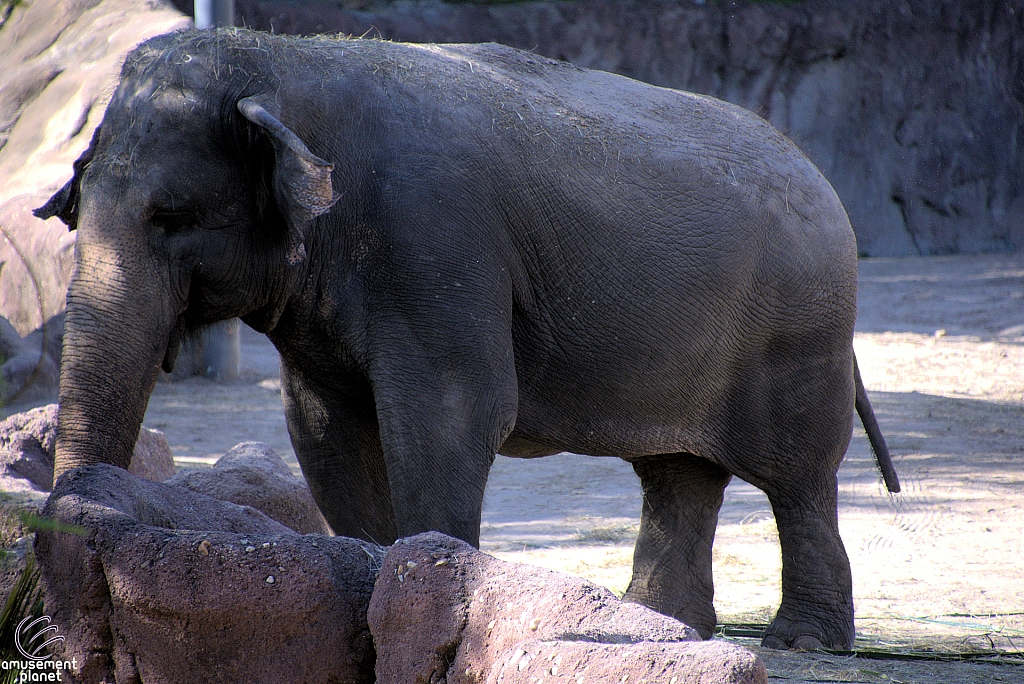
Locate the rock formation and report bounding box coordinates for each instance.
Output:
[0,403,175,495]
[369,531,766,684]
[167,441,332,535]
[36,464,381,683]
[485,640,767,684]
[0,404,177,605]
[0,0,189,335]
[0,313,61,410]
[34,465,768,683]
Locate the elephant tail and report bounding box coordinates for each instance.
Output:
[853,354,901,493]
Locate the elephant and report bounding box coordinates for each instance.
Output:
[36,29,900,651]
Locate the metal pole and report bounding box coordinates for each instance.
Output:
[192,0,239,382]
[194,0,213,28]
[194,0,233,28]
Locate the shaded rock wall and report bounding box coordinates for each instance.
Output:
[0,312,61,411]
[234,0,1024,256]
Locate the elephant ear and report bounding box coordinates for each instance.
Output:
[237,96,339,265]
[33,125,101,230]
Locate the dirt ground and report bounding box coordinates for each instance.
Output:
[143,254,1024,683]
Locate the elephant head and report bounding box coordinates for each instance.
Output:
[35,32,338,479]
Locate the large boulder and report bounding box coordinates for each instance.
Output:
[0,404,175,494]
[0,313,61,410]
[0,404,58,494]
[128,424,177,483]
[0,0,189,336]
[35,464,382,684]
[32,468,764,683]
[167,442,332,535]
[368,532,766,684]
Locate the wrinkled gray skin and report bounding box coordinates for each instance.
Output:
[38,30,899,651]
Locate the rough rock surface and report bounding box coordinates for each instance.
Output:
[0,313,61,410]
[0,404,59,493]
[0,0,189,335]
[368,532,765,684]
[167,441,332,535]
[128,426,177,482]
[486,640,767,684]
[0,402,174,610]
[233,0,1024,257]
[35,464,382,684]
[0,404,175,493]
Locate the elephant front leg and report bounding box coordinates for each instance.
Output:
[351,229,520,545]
[623,454,732,639]
[281,364,397,544]
[762,477,855,651]
[372,365,518,547]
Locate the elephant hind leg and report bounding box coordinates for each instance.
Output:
[622,453,732,639]
[718,351,857,650]
[760,473,855,651]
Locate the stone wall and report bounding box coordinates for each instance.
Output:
[232,0,1024,256]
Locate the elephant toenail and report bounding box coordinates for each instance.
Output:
[791,635,826,652]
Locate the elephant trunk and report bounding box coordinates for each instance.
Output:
[54,240,177,481]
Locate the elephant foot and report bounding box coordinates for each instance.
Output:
[761,634,826,651]
[761,616,851,651]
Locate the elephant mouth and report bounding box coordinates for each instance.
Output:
[161,317,186,373]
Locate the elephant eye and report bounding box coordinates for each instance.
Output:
[151,209,194,234]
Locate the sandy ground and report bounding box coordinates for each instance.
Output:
[143,254,1024,683]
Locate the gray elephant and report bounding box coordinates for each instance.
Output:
[37,29,899,651]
